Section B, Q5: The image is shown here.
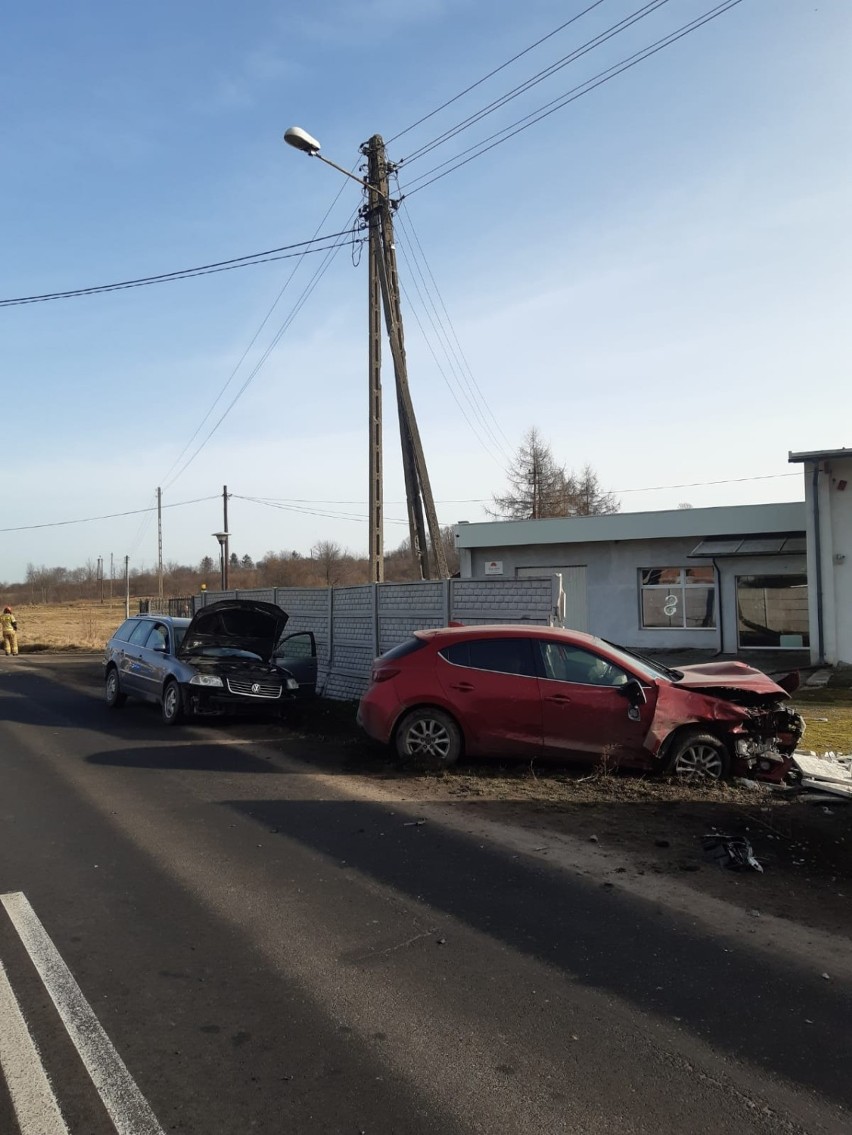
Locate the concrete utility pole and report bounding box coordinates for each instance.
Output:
[124,556,130,619]
[223,486,230,591]
[361,134,448,580]
[157,487,163,600]
[365,147,385,583]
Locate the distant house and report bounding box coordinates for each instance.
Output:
[454,501,808,657]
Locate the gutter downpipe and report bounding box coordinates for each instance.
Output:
[812,462,826,666]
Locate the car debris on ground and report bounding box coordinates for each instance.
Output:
[702,833,764,873]
[792,750,852,802]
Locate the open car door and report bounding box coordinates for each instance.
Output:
[274,631,318,698]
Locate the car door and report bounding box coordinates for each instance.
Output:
[436,637,542,757]
[273,631,318,697]
[120,620,156,695]
[135,622,173,703]
[535,639,655,765]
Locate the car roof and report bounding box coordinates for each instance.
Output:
[129,615,191,627]
[415,624,598,645]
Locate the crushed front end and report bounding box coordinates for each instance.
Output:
[730,703,805,782]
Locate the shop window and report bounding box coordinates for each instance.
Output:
[736,575,809,648]
[640,567,716,630]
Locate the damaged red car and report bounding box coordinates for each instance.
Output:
[357,625,804,781]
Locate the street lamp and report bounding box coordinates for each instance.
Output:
[283,126,377,192]
[212,531,230,592]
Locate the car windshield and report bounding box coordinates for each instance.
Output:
[599,639,683,682]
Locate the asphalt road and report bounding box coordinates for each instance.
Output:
[0,656,849,1135]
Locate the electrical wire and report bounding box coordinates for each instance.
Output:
[399,0,672,168]
[401,1,744,197]
[0,233,359,307]
[234,494,410,526]
[158,171,361,489]
[394,233,507,468]
[396,200,515,453]
[0,494,220,535]
[232,472,803,508]
[386,0,609,145]
[162,213,364,491]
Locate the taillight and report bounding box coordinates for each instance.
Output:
[371,667,400,683]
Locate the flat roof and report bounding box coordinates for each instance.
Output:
[455,501,806,550]
[789,448,852,463]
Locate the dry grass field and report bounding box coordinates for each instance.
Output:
[9,599,130,652]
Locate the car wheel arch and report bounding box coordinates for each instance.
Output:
[391,702,467,753]
[658,724,732,776]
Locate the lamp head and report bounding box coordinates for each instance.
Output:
[284,126,321,155]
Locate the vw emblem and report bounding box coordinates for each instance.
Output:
[251,682,261,694]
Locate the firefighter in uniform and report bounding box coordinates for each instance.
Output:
[1,606,18,656]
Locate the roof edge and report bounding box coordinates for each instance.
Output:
[789,448,852,463]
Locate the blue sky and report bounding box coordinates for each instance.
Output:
[1,0,848,582]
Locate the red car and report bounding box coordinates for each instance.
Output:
[357,625,804,781]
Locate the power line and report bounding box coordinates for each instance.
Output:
[158,175,360,489]
[396,201,515,453]
[386,0,609,144]
[162,216,363,490]
[234,494,410,526]
[402,1,744,197]
[393,227,507,468]
[0,232,359,307]
[234,472,804,508]
[399,0,672,168]
[0,494,220,535]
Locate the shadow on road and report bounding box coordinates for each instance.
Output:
[87,745,282,774]
[224,795,852,1111]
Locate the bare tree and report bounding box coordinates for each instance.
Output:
[560,464,620,516]
[489,427,567,519]
[311,540,347,587]
[490,428,619,520]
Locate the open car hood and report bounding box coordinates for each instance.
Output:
[177,600,289,664]
[672,661,792,698]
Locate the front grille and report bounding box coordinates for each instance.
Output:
[225,678,283,699]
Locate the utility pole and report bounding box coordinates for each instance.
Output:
[157,487,163,601]
[109,552,114,602]
[361,134,448,579]
[124,556,130,618]
[223,486,230,591]
[97,556,104,604]
[365,148,385,583]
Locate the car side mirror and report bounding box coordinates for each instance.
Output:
[152,643,168,653]
[620,679,647,706]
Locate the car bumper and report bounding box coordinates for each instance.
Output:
[185,686,296,716]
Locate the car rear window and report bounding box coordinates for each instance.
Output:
[440,637,536,677]
[379,637,427,662]
[112,619,140,642]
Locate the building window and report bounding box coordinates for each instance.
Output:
[640,567,716,630]
[736,575,809,648]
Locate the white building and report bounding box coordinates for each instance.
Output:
[455,502,808,656]
[789,448,852,666]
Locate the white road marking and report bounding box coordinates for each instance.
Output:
[1,891,166,1135]
[0,959,70,1135]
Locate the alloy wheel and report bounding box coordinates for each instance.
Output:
[673,743,724,781]
[405,717,452,760]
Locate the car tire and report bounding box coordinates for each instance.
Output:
[161,680,183,726]
[105,666,126,708]
[665,731,730,782]
[395,707,462,770]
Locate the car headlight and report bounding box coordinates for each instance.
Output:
[285,677,299,690]
[189,674,224,687]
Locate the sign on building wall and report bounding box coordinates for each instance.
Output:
[484,560,503,576]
